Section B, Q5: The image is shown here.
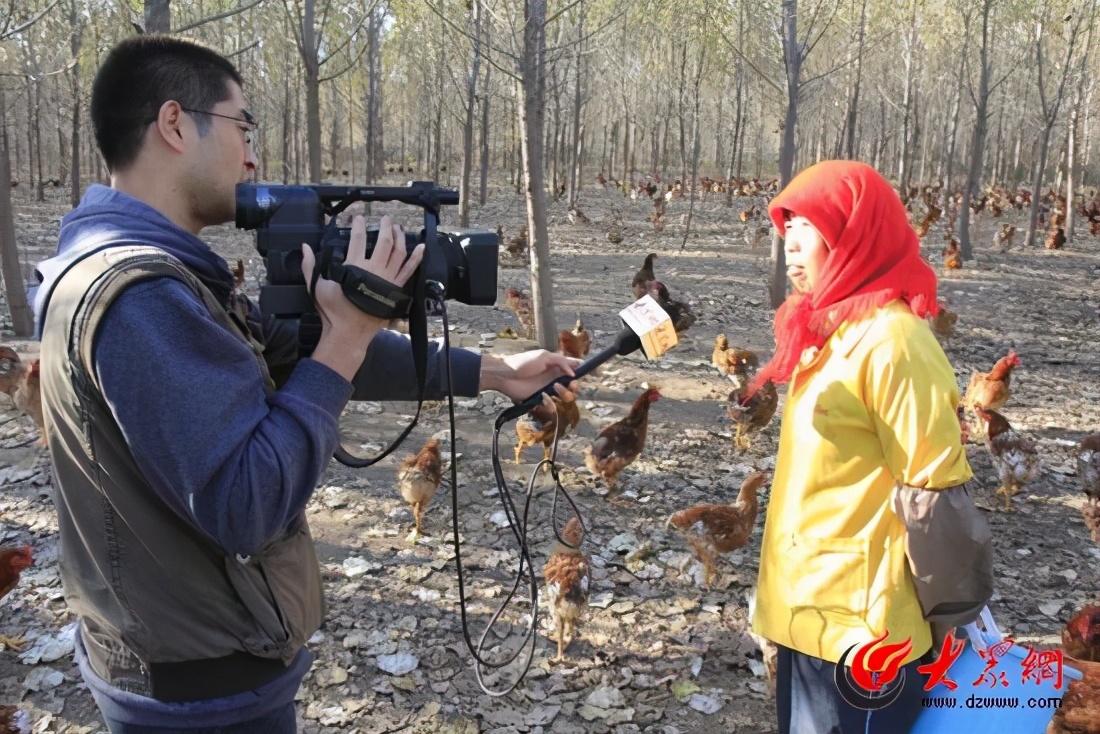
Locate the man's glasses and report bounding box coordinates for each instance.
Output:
[178,107,258,148]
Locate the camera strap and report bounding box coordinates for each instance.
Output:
[310,248,413,321]
[325,260,430,469]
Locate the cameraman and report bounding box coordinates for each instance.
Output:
[33,36,576,733]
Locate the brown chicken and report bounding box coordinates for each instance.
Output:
[964,350,1022,416]
[0,547,33,649]
[711,336,759,390]
[648,281,696,334]
[976,408,1040,512]
[727,381,778,452]
[928,303,958,343]
[397,439,443,542]
[631,253,657,298]
[1078,434,1100,542]
[667,471,766,588]
[1049,672,1100,734]
[0,348,44,446]
[557,317,591,359]
[584,387,661,490]
[994,223,1017,251]
[1046,224,1067,250]
[543,516,590,663]
[567,206,590,225]
[738,204,758,222]
[505,226,529,258]
[503,287,534,337]
[1064,605,1100,663]
[914,204,942,238]
[942,236,962,269]
[231,258,245,288]
[514,394,580,467]
[0,706,29,734]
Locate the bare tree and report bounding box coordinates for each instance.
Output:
[958,0,994,261]
[1023,7,1085,248]
[458,0,482,227]
[1065,9,1095,245]
[283,0,372,183]
[0,4,58,336]
[518,0,558,348]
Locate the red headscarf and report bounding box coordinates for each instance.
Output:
[749,160,938,394]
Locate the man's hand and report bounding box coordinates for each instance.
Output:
[305,214,424,381]
[480,350,581,402]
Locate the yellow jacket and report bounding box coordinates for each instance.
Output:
[752,301,972,665]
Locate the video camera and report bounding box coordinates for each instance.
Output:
[234,180,498,353]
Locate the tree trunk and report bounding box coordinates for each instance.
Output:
[519,0,557,348]
[771,0,801,308]
[458,0,481,227]
[897,0,918,194]
[145,0,171,33]
[943,28,967,192]
[0,88,33,336]
[1024,11,1084,248]
[959,0,993,261]
[726,17,745,207]
[567,9,584,207]
[432,14,444,182]
[844,0,865,159]
[680,42,705,252]
[298,0,322,183]
[479,55,491,205]
[1066,16,1095,245]
[365,6,379,181]
[68,0,83,207]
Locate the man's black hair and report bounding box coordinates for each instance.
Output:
[90,35,242,172]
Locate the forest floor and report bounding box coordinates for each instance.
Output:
[1,179,1098,733]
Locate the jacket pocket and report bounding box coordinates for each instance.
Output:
[786,533,870,618]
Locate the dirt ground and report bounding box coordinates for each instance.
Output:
[1,179,1098,733]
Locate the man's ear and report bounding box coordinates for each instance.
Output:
[154,100,188,155]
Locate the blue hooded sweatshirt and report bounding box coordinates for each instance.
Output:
[33,185,482,726]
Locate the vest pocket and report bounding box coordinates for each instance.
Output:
[223,554,290,657]
[786,533,870,618]
[222,523,323,660]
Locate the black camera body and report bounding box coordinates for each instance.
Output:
[235,181,498,323]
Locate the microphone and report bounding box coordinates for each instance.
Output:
[495,295,676,426]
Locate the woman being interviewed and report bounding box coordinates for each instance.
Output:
[749,161,993,733]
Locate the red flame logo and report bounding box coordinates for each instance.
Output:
[850,631,913,692]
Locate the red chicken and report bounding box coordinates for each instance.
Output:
[543,516,590,663]
[1063,604,1100,663]
[1078,434,1100,542]
[503,287,534,338]
[514,394,580,467]
[648,281,696,334]
[397,439,443,543]
[631,253,657,299]
[975,408,1039,512]
[557,317,591,359]
[0,546,33,649]
[942,236,962,269]
[727,380,778,452]
[0,347,44,445]
[667,472,766,588]
[583,387,661,490]
[964,350,1022,416]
